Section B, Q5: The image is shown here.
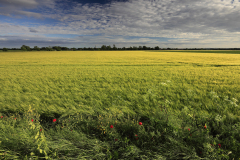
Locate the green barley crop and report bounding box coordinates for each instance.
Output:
[0,50,240,159]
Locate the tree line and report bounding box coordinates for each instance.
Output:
[1,45,161,51]
[1,45,240,51]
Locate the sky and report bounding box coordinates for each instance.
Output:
[0,0,240,48]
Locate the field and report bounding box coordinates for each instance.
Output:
[0,50,240,159]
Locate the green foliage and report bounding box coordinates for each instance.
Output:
[3,48,8,51]
[33,46,40,51]
[53,46,61,51]
[21,45,31,51]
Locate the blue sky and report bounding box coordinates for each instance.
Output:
[0,0,240,48]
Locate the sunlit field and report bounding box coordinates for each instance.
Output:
[1,50,240,159]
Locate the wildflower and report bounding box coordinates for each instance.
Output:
[135,134,138,136]
[218,144,221,148]
[14,118,16,120]
[204,125,207,129]
[188,128,190,131]
[115,139,118,141]
[110,125,113,128]
[1,116,3,118]
[31,119,34,122]
[40,129,42,132]
[53,119,56,122]
[139,122,142,125]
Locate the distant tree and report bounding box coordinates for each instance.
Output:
[106,45,111,50]
[21,45,27,51]
[61,47,68,51]
[122,47,126,50]
[33,46,40,51]
[26,45,31,51]
[142,46,147,50]
[53,46,61,51]
[21,45,31,51]
[129,46,133,50]
[133,46,138,50]
[138,46,142,50]
[45,47,54,51]
[72,48,77,51]
[113,44,117,50]
[154,46,160,50]
[3,48,8,51]
[40,47,46,51]
[101,45,107,50]
[45,47,50,51]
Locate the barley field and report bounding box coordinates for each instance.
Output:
[0,50,240,159]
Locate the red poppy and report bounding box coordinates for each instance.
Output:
[115,139,118,141]
[14,118,16,120]
[139,122,142,125]
[204,125,207,129]
[40,129,42,132]
[53,119,56,122]
[218,144,221,148]
[135,134,138,136]
[31,119,34,122]
[188,128,190,131]
[110,125,113,128]
[1,116,3,118]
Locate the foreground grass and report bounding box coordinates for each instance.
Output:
[1,96,239,159]
[0,51,240,159]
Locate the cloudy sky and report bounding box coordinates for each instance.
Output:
[0,0,240,48]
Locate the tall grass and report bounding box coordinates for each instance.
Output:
[0,51,240,159]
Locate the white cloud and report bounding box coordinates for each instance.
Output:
[1,0,240,48]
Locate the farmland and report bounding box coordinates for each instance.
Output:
[0,50,240,159]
